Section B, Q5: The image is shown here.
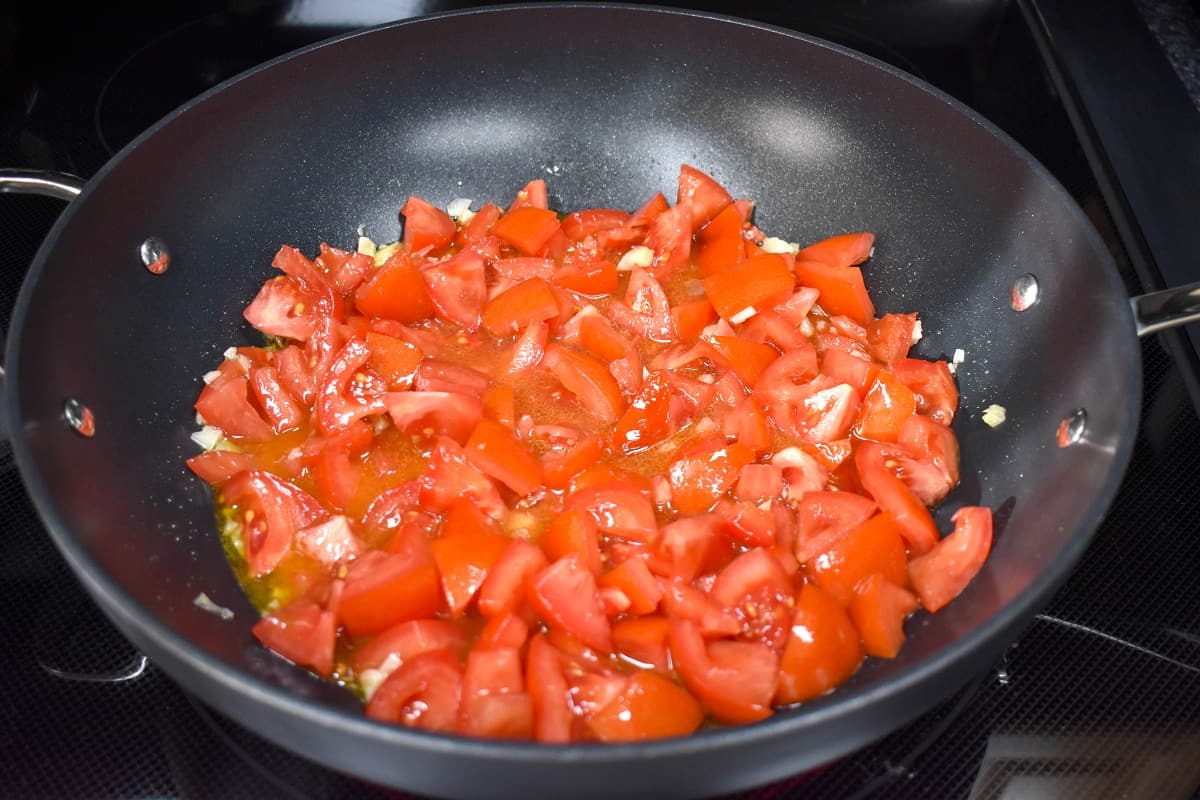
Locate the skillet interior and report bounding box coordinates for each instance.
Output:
[5,5,1139,797]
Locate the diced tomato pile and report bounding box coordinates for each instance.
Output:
[189,165,993,743]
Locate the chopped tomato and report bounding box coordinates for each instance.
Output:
[599,557,663,615]
[482,277,560,337]
[196,370,274,442]
[709,547,793,650]
[562,209,632,240]
[418,437,505,519]
[339,550,441,636]
[539,508,602,576]
[244,276,320,342]
[710,336,780,385]
[796,232,875,269]
[654,514,732,582]
[401,195,456,254]
[888,358,958,425]
[908,507,993,612]
[588,672,704,742]
[366,649,463,732]
[867,313,917,363]
[458,202,502,243]
[855,442,939,556]
[671,298,717,340]
[364,332,422,390]
[607,268,676,343]
[669,620,778,724]
[792,260,874,326]
[703,252,794,322]
[508,179,549,211]
[564,483,658,544]
[667,442,755,515]
[543,344,625,422]
[854,370,917,442]
[612,616,672,672]
[677,164,733,230]
[553,253,618,296]
[352,619,468,673]
[528,555,613,653]
[464,418,544,496]
[694,202,747,277]
[542,433,606,490]
[186,450,257,485]
[775,583,864,705]
[526,634,572,743]
[806,512,909,606]
[296,514,363,566]
[644,204,692,277]
[849,574,918,659]
[794,490,878,565]
[820,348,878,397]
[422,250,487,331]
[896,414,960,505]
[220,470,324,576]
[613,370,676,455]
[492,206,561,255]
[253,599,337,677]
[430,498,511,616]
[477,540,549,618]
[385,391,484,445]
[354,251,437,324]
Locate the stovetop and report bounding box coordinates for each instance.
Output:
[2,2,1200,798]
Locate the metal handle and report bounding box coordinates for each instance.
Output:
[1131,283,1200,337]
[0,170,86,440]
[0,170,85,201]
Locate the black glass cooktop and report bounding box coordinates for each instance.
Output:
[2,2,1199,797]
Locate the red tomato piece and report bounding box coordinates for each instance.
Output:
[564,483,658,544]
[458,202,501,243]
[562,209,632,240]
[352,619,468,673]
[418,436,506,519]
[855,442,939,556]
[613,370,677,455]
[385,391,484,445]
[542,433,605,491]
[693,202,747,277]
[703,252,795,322]
[806,512,909,606]
[195,370,274,442]
[482,277,560,337]
[761,372,860,445]
[644,204,692,277]
[908,506,993,612]
[339,550,441,636]
[401,195,457,254]
[271,245,343,321]
[508,179,549,211]
[430,498,512,616]
[481,382,516,428]
[528,555,613,653]
[796,232,875,269]
[252,599,337,677]
[464,418,544,496]
[492,207,561,255]
[296,514,363,566]
[667,442,755,515]
[855,370,918,442]
[709,547,794,651]
[734,463,783,502]
[658,579,742,638]
[492,257,556,282]
[612,616,672,672]
[792,260,874,326]
[477,613,531,651]
[720,398,772,454]
[669,620,778,724]
[553,254,619,296]
[365,649,463,733]
[607,268,676,343]
[775,583,864,705]
[354,251,437,324]
[588,671,704,742]
[477,539,550,618]
[712,498,777,548]
[671,298,717,341]
[867,313,918,363]
[654,514,732,582]
[220,470,324,576]
[540,507,602,575]
[314,339,387,435]
[793,490,879,565]
[896,414,960,505]
[599,557,663,615]
[543,344,625,422]
[526,634,573,743]
[849,574,919,659]
[316,242,374,294]
[243,276,319,342]
[364,332,422,390]
[248,365,304,433]
[677,164,733,231]
[273,344,316,406]
[710,336,781,385]
[415,359,491,396]
[422,250,487,332]
[820,348,878,397]
[888,358,958,425]
[186,450,257,485]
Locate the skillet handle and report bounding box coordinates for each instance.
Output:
[1131,283,1200,337]
[0,170,86,437]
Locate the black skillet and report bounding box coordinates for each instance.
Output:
[1,5,1198,798]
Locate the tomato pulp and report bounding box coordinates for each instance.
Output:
[189,166,992,743]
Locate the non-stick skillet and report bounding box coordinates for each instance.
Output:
[1,5,1199,798]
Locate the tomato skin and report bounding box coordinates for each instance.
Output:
[703,252,795,322]
[896,414,960,505]
[338,551,442,636]
[796,232,875,269]
[528,555,613,653]
[542,433,605,491]
[908,506,993,612]
[793,259,874,326]
[402,195,457,254]
[366,649,463,733]
[849,574,918,659]
[526,634,573,743]
[805,512,909,606]
[710,336,780,385]
[775,583,864,705]
[613,370,677,455]
[508,179,549,211]
[669,620,778,724]
[431,498,512,616]
[694,201,747,277]
[588,671,704,742]
[354,251,437,324]
[677,164,733,231]
[465,418,544,496]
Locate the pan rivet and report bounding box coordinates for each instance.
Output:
[63,397,96,437]
[1056,408,1086,447]
[1011,274,1039,311]
[139,237,169,275]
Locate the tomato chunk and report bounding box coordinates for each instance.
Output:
[339,551,442,636]
[588,672,704,742]
[669,620,778,724]
[775,583,864,705]
[430,498,512,616]
[908,507,993,612]
[849,574,918,659]
[528,555,613,653]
